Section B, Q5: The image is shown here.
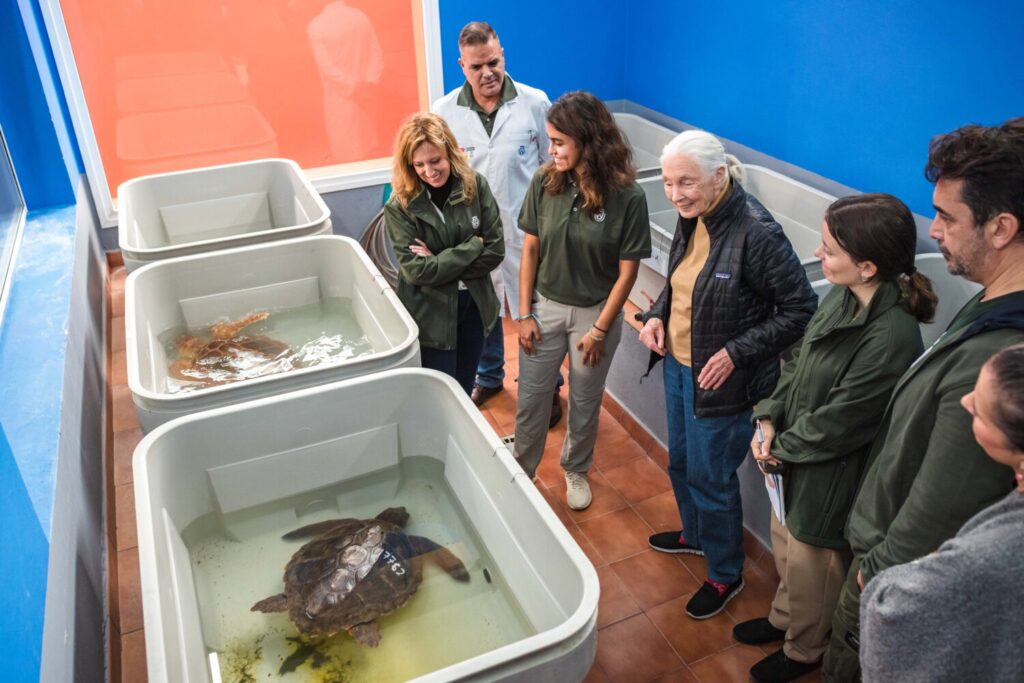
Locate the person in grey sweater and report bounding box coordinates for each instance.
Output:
[860,342,1024,682]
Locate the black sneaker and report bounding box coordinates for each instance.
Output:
[685,577,744,619]
[750,649,819,682]
[648,531,705,555]
[733,617,786,645]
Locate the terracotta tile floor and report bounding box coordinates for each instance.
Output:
[104,264,821,682]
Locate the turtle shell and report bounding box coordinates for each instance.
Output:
[280,517,422,638]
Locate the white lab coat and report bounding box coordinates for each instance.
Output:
[432,78,550,317]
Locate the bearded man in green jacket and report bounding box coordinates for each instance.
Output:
[822,117,1024,682]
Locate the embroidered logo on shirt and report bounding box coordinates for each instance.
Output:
[714,272,732,279]
[471,216,480,229]
[518,145,526,156]
[594,209,606,223]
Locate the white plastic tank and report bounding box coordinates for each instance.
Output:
[117,158,330,271]
[809,253,981,347]
[133,369,598,682]
[613,112,678,177]
[125,235,419,431]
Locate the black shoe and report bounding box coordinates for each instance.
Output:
[733,617,786,645]
[470,383,502,407]
[750,649,819,683]
[648,531,705,555]
[685,577,744,619]
[548,390,562,429]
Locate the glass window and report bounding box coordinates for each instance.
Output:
[46,0,440,225]
[0,124,27,324]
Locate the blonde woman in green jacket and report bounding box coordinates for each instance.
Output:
[735,194,937,683]
[385,113,504,394]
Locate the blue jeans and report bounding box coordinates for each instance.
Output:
[664,354,753,584]
[474,323,506,389]
[476,321,564,390]
[420,290,487,396]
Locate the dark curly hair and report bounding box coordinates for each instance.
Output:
[987,342,1024,453]
[543,91,635,216]
[924,118,1024,237]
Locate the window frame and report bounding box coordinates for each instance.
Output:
[0,122,27,329]
[38,0,445,228]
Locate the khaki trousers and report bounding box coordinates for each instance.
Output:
[768,513,850,664]
[514,292,623,478]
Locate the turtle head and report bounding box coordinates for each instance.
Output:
[374,507,409,527]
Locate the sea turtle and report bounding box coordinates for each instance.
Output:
[251,507,470,652]
[169,311,294,386]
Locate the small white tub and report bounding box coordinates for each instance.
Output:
[118,158,330,271]
[613,112,678,177]
[125,235,419,431]
[134,369,598,682]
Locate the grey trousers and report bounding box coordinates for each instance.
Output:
[513,292,623,478]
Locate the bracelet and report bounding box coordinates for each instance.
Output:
[592,323,608,334]
[515,312,538,323]
[588,330,606,342]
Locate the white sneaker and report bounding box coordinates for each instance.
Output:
[565,471,592,510]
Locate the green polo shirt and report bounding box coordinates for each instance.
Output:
[457,76,518,137]
[519,171,651,307]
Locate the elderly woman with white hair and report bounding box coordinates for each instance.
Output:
[640,130,816,620]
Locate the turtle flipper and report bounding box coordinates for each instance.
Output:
[279,638,318,674]
[251,593,288,613]
[349,621,382,647]
[408,535,470,582]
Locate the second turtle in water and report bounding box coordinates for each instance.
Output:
[251,507,470,652]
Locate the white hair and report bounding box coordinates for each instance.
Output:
[660,129,746,186]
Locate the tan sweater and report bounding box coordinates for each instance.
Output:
[666,180,730,365]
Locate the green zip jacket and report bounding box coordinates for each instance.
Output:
[848,290,1024,585]
[384,172,504,350]
[753,282,923,549]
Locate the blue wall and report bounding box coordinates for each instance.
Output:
[622,0,1024,217]
[0,423,49,683]
[438,0,626,102]
[0,0,80,210]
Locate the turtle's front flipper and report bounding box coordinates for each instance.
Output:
[279,637,317,674]
[349,621,382,647]
[408,535,470,582]
[210,311,270,340]
[251,593,288,613]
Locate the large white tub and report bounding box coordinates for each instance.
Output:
[118,158,331,271]
[809,253,981,347]
[613,112,678,177]
[134,369,598,682]
[125,235,419,431]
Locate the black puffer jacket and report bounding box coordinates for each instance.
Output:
[643,181,817,417]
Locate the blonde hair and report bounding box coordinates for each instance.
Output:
[391,113,476,207]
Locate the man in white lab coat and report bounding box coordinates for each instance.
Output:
[433,22,562,424]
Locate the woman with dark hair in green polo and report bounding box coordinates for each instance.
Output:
[513,91,651,511]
